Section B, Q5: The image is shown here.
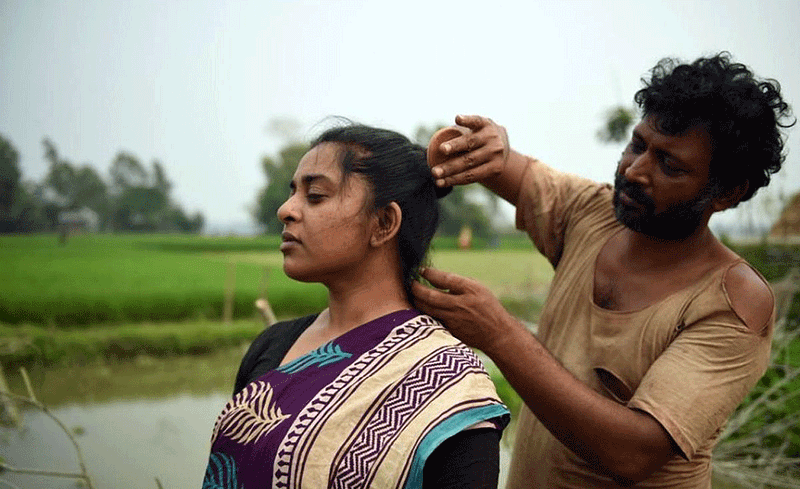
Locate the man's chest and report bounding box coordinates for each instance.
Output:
[592,250,710,312]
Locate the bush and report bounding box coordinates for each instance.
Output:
[0,320,267,368]
[732,242,800,327]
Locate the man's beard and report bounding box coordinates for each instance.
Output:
[612,172,715,240]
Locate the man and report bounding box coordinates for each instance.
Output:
[412,53,794,487]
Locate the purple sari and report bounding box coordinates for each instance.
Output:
[204,309,508,489]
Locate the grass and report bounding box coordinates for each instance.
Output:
[0,234,327,326]
[0,232,553,370]
[429,248,552,295]
[0,318,267,369]
[712,315,800,488]
[0,233,548,328]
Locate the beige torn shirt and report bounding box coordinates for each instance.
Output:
[505,158,772,489]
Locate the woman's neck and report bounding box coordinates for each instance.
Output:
[322,255,411,335]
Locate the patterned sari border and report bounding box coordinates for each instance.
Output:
[403,403,511,489]
[292,321,438,483]
[274,315,441,488]
[330,345,490,487]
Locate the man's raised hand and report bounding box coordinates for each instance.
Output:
[428,115,510,187]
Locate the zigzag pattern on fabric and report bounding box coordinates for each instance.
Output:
[289,318,442,481]
[330,345,486,488]
[273,315,441,489]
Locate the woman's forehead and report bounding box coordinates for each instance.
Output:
[294,143,371,198]
[295,143,343,179]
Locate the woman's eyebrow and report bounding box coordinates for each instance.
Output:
[289,173,335,190]
[301,174,332,186]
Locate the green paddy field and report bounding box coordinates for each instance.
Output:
[0,232,551,369]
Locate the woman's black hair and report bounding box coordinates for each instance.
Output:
[634,52,794,204]
[310,121,450,304]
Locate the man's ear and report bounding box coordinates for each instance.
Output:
[712,180,749,212]
[371,202,402,247]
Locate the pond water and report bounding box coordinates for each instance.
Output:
[1,351,513,489]
[3,394,227,488]
[1,349,242,489]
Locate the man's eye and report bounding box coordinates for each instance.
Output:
[660,161,686,176]
[627,141,645,154]
[307,194,324,202]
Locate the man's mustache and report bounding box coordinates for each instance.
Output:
[614,173,655,210]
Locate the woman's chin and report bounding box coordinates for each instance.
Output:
[282,264,316,283]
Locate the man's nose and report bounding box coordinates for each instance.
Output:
[623,152,652,187]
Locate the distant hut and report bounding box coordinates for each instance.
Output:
[770,192,800,239]
[59,207,100,234]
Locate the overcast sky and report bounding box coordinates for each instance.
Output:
[2,0,799,233]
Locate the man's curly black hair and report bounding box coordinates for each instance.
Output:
[634,52,795,205]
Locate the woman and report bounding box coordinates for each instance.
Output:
[203,123,509,488]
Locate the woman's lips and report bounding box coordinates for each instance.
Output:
[280,231,300,251]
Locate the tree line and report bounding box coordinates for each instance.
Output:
[0,135,203,234]
[0,111,642,237]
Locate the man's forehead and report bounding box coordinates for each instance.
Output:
[635,115,714,168]
[638,114,710,138]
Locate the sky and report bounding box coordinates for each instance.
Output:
[2,0,799,234]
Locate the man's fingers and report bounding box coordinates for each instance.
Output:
[419,267,472,293]
[455,114,491,132]
[428,115,507,188]
[410,280,447,308]
[431,145,497,182]
[438,165,490,187]
[439,132,480,156]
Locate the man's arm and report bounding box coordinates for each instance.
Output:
[412,268,679,485]
[428,115,529,206]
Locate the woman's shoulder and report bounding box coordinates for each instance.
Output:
[266,314,318,336]
[234,313,319,394]
[402,313,511,428]
[246,314,319,355]
[405,311,448,335]
[407,312,486,359]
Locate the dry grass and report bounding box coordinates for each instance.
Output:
[713,313,800,488]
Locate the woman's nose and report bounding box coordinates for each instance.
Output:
[277,196,297,223]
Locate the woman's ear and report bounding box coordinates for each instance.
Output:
[712,180,749,212]
[370,202,402,247]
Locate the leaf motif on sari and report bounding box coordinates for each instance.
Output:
[277,341,352,374]
[212,380,290,446]
[202,452,240,489]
